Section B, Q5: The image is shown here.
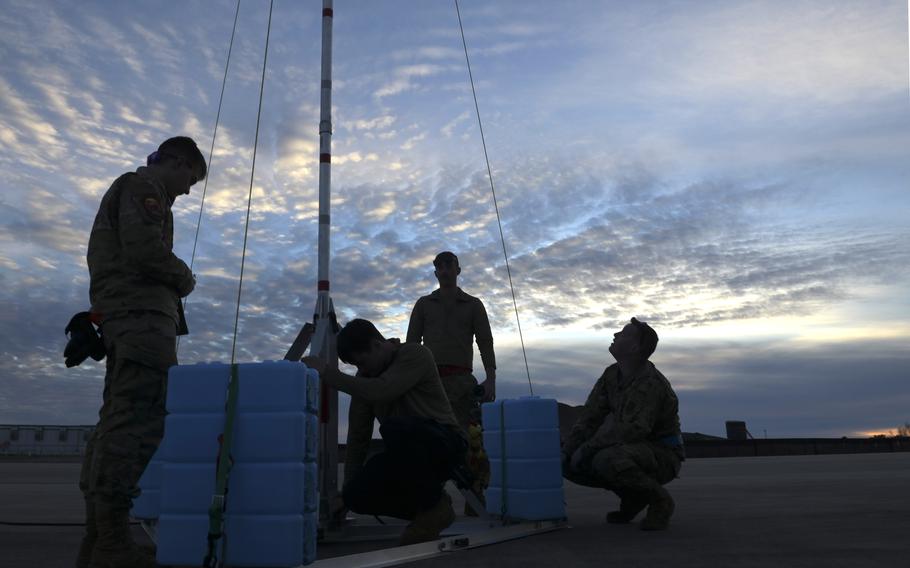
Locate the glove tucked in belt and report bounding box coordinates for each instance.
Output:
[64,311,106,367]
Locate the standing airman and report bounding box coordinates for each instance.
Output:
[407,251,495,513]
[77,136,205,568]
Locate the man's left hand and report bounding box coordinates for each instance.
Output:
[480,369,496,402]
[569,445,592,472]
[560,451,571,472]
[302,356,326,375]
[329,494,348,520]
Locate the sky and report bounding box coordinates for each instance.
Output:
[1,0,908,439]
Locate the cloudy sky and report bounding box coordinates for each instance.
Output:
[1,0,908,438]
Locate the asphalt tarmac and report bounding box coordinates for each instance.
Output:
[1,452,907,567]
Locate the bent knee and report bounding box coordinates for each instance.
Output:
[592,444,660,480]
[591,450,636,483]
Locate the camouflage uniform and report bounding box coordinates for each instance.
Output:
[77,167,194,567]
[86,167,194,323]
[406,287,495,508]
[78,313,177,506]
[562,362,684,519]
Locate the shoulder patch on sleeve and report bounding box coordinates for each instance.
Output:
[143,196,162,216]
[122,179,167,225]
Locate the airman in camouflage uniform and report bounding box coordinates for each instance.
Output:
[562,318,685,531]
[77,137,205,568]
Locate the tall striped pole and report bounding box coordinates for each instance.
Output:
[316,0,333,301]
[311,0,339,528]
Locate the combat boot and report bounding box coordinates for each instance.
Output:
[640,485,675,531]
[88,502,159,568]
[399,492,455,545]
[606,491,648,524]
[75,498,97,568]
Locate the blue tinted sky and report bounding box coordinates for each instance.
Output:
[1,0,908,437]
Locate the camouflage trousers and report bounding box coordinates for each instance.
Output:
[441,373,489,491]
[79,311,177,508]
[563,442,681,496]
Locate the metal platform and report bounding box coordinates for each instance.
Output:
[310,518,567,568]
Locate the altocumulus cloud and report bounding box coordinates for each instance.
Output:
[0,0,907,439]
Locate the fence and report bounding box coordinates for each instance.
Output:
[0,425,93,456]
[684,436,908,458]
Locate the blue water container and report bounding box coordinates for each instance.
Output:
[134,361,318,567]
[132,436,165,520]
[482,396,565,520]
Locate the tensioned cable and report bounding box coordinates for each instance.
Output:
[211,4,271,565]
[455,0,533,395]
[230,0,273,366]
[177,0,242,355]
[0,520,139,527]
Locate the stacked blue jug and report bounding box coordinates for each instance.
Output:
[482,396,565,520]
[132,360,320,566]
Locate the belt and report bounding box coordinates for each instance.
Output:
[437,364,472,378]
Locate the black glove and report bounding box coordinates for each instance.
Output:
[177,271,196,298]
[64,312,106,368]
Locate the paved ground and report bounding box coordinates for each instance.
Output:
[1,452,908,567]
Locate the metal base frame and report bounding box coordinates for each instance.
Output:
[139,519,157,543]
[139,515,567,567]
[311,518,568,568]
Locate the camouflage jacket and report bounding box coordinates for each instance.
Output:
[563,361,682,457]
[87,167,194,323]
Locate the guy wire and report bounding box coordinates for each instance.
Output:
[230,0,273,365]
[177,0,242,354]
[455,0,534,394]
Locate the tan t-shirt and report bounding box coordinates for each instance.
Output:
[406,287,496,371]
[324,342,461,483]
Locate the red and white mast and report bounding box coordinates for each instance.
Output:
[310,0,339,527]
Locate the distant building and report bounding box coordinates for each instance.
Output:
[725,420,752,441]
[0,424,94,456]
